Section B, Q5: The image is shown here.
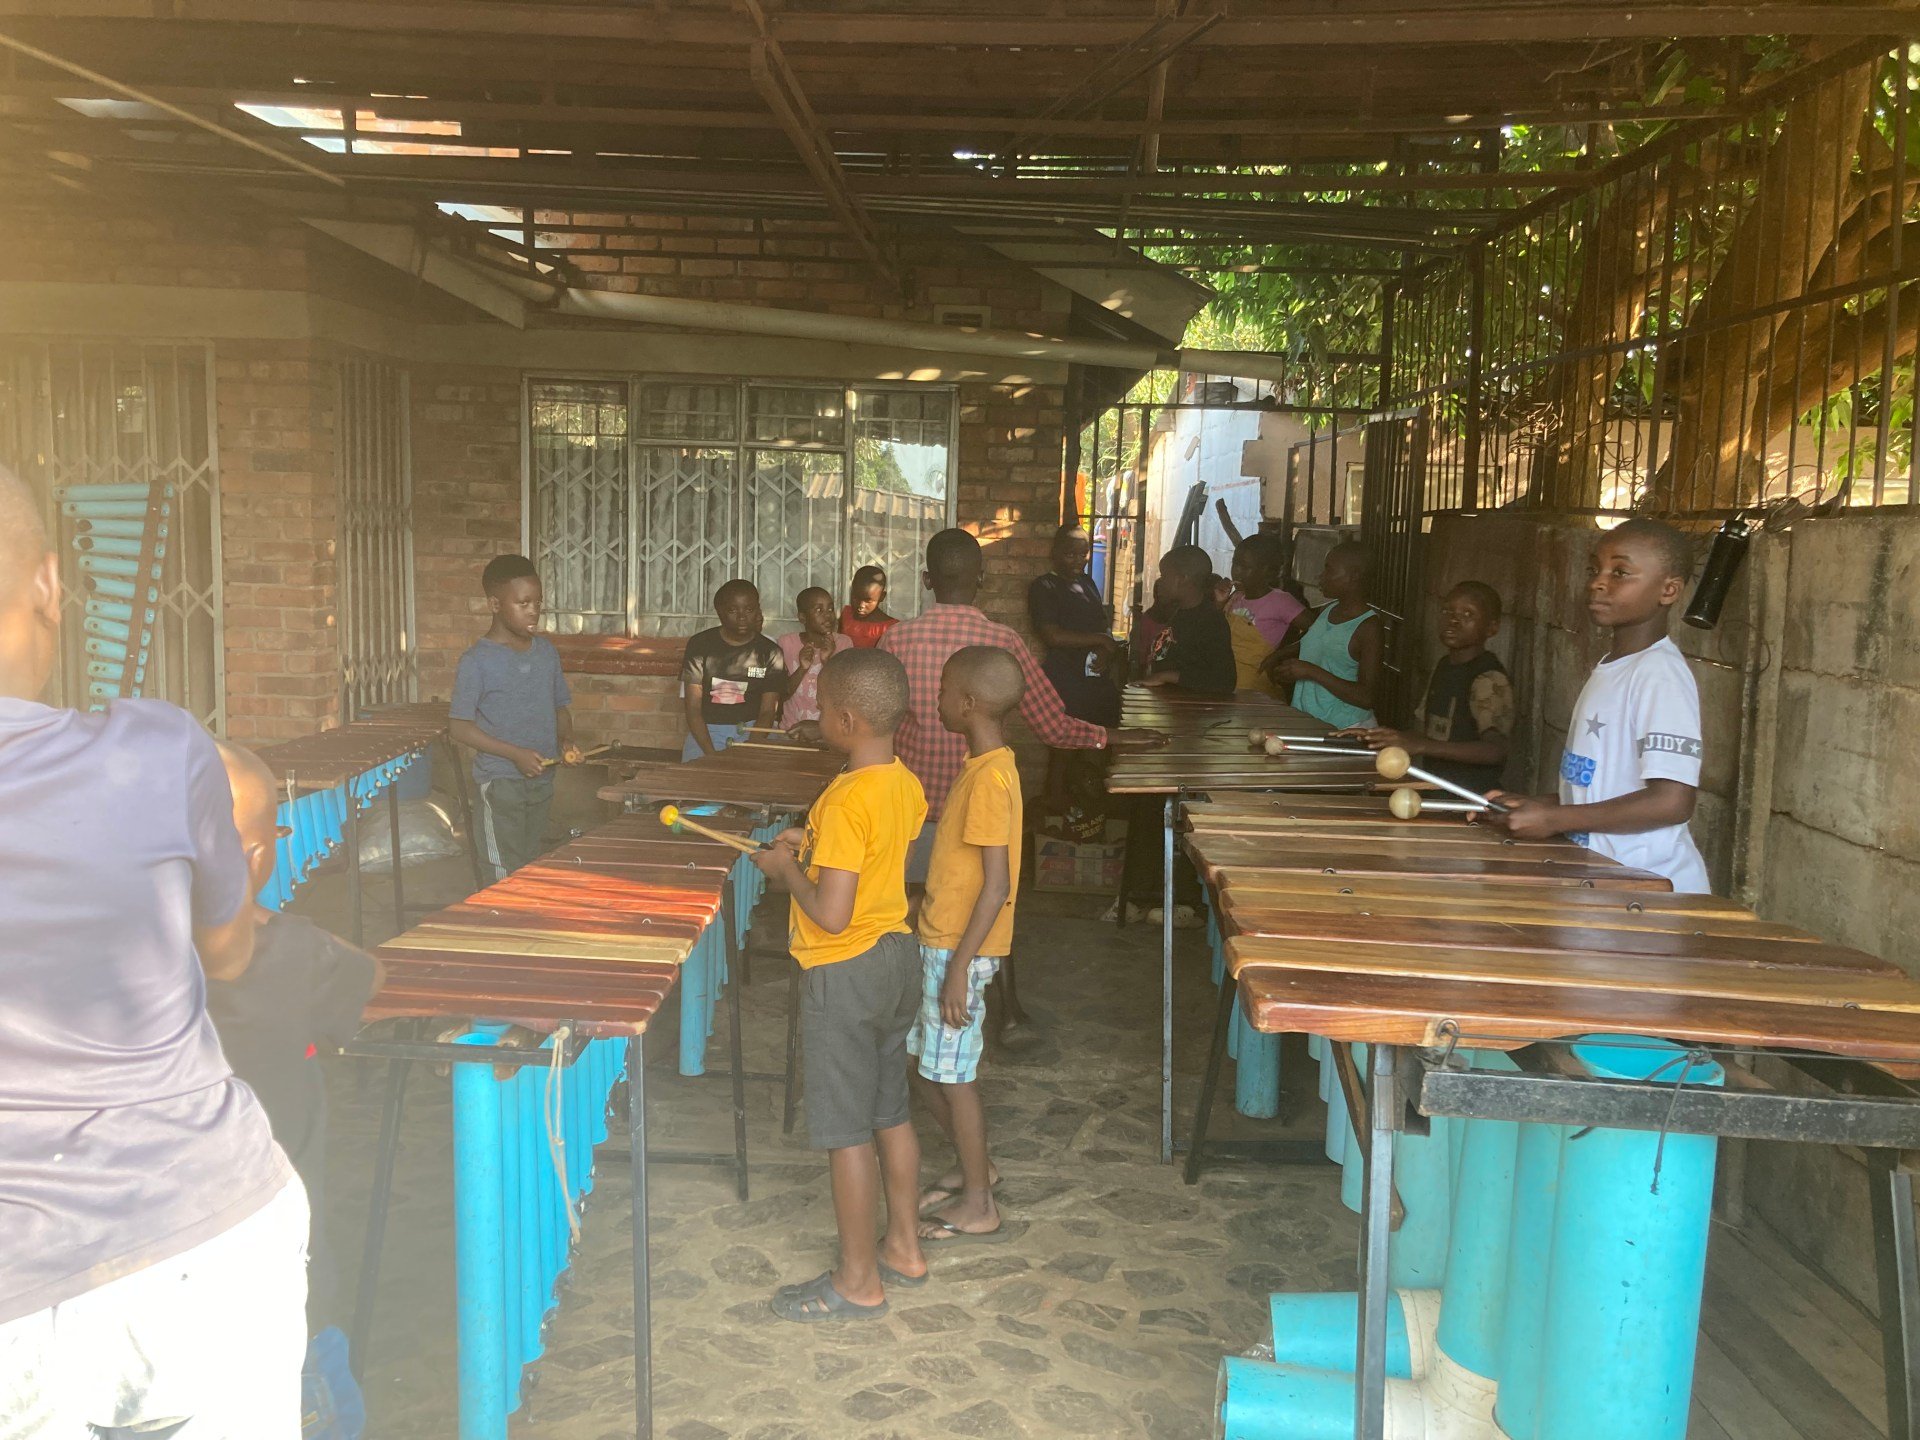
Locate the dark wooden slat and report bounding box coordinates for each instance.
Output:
[1217,870,1745,913]
[1235,966,1920,1063]
[1699,1285,1886,1440]
[1216,886,1812,941]
[1226,935,1920,1013]
[1188,835,1665,887]
[1218,910,1890,971]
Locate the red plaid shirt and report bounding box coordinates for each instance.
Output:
[880,603,1108,819]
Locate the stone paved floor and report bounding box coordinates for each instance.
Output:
[317,872,1354,1440]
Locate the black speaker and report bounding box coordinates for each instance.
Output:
[1682,516,1753,629]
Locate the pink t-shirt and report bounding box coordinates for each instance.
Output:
[776,631,854,727]
[1230,587,1305,648]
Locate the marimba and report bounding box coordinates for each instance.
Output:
[349,814,761,1440]
[1105,686,1383,1160]
[58,480,170,706]
[1187,805,1920,1440]
[600,735,842,1091]
[255,703,486,941]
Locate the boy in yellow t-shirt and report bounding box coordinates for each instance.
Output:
[898,648,1021,1244]
[751,648,929,1322]
[909,646,1024,1245]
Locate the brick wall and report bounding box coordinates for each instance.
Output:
[403,214,1078,756]
[216,340,341,743]
[4,200,1082,757]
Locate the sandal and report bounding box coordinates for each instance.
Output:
[769,1270,889,1323]
[879,1258,929,1289]
[919,1216,1023,1246]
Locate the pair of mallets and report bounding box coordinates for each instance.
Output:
[1247,729,1509,819]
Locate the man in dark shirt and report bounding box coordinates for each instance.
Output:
[1115,545,1235,926]
[205,742,383,1332]
[1027,526,1119,727]
[1140,544,1236,697]
[680,578,788,758]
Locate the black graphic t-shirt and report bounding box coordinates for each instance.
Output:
[680,628,788,724]
[1418,650,1514,792]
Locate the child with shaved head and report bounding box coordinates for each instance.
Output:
[204,741,384,1345]
[752,647,929,1321]
[909,646,1025,1243]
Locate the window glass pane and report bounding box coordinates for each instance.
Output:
[636,445,739,635]
[748,385,846,447]
[851,387,951,620]
[745,450,844,625]
[530,379,629,635]
[637,380,738,442]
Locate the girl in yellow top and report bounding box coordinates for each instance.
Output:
[909,646,1025,1245]
[751,649,928,1322]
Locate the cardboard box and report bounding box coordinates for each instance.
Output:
[1032,819,1126,894]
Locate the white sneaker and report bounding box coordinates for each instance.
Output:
[1101,898,1147,923]
[1147,904,1203,930]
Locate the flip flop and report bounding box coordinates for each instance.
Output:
[879,1258,930,1289]
[919,1217,1021,1246]
[769,1271,889,1323]
[917,1177,1001,1214]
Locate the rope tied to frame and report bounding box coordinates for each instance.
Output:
[1568,1044,1715,1196]
[544,1026,581,1243]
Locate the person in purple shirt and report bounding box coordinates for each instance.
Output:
[0,466,308,1437]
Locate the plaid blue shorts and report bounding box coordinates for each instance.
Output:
[905,944,1002,1085]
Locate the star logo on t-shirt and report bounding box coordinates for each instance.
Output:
[1586,716,1607,736]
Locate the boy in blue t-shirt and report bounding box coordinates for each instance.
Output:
[449,554,584,879]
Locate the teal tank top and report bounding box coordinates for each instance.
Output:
[1293,605,1377,730]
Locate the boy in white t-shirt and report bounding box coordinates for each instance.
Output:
[1488,518,1710,893]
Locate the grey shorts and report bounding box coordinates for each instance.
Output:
[800,931,922,1150]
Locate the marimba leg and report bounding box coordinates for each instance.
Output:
[349,1054,413,1383]
[1182,974,1238,1186]
[1355,1042,1402,1440]
[387,778,408,934]
[1870,1150,1920,1440]
[1161,793,1176,1164]
[346,795,365,948]
[722,886,750,1203]
[783,958,802,1136]
[440,735,489,893]
[628,1037,654,1440]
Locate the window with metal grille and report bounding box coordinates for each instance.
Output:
[0,341,223,731]
[338,357,417,715]
[526,378,954,636]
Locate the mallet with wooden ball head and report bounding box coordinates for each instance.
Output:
[657,805,765,854]
[1388,787,1488,820]
[1374,746,1510,812]
[1261,734,1376,759]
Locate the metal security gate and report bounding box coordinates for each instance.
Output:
[0,341,222,729]
[339,357,417,715]
[1359,409,1425,722]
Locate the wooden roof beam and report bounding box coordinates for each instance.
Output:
[739,0,896,289]
[3,5,1916,46]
